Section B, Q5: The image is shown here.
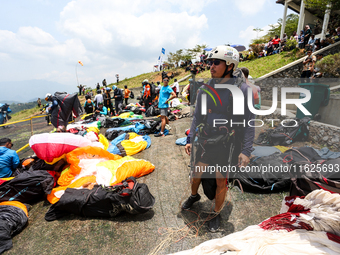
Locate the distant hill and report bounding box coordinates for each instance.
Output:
[0,79,77,103]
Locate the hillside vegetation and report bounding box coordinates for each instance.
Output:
[8,50,305,122]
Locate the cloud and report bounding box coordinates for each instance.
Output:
[0,0,211,88]
[234,0,267,16]
[239,24,272,47]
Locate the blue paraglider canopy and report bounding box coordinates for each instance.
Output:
[230,45,246,51]
[203,47,212,51]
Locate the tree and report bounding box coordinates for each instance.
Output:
[305,0,340,11]
[253,27,264,38]
[267,13,299,38]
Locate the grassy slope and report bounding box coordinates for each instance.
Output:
[10,51,305,122]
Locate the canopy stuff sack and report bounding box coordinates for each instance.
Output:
[230,152,291,193]
[0,201,28,254]
[0,171,54,203]
[45,177,155,221]
[255,117,311,146]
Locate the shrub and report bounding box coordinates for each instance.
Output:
[249,44,264,55]
[316,52,340,77]
[284,39,297,51]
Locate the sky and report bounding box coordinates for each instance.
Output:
[0,0,294,102]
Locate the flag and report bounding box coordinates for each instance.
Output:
[78,60,83,66]
[161,48,165,54]
[158,56,160,60]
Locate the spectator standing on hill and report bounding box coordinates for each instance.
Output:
[102,79,107,88]
[304,25,312,48]
[171,78,180,97]
[37,98,41,108]
[301,49,316,82]
[94,90,103,108]
[78,84,83,96]
[96,83,100,90]
[124,85,131,105]
[0,138,19,178]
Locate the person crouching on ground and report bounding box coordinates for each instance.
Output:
[94,102,108,116]
[0,138,20,178]
[154,78,176,137]
[183,45,254,232]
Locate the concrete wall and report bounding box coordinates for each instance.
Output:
[318,94,340,126]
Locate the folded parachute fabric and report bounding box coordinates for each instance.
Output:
[47,155,155,204]
[0,201,29,254]
[172,189,340,255]
[57,146,121,187]
[107,132,151,156]
[66,121,99,131]
[29,133,93,164]
[106,122,145,134]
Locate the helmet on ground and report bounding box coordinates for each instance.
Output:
[112,85,117,90]
[207,45,239,70]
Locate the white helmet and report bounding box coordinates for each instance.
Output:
[45,93,52,99]
[207,45,239,69]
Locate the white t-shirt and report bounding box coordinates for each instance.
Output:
[171,82,179,93]
[94,94,103,107]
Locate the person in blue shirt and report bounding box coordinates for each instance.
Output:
[0,138,20,178]
[94,102,108,116]
[154,78,176,137]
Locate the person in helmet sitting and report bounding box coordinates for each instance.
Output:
[182,45,255,232]
[94,102,108,116]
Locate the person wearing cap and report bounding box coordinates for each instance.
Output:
[182,45,254,232]
[103,87,114,115]
[0,138,20,178]
[94,89,103,108]
[112,85,123,115]
[45,93,59,116]
[94,102,108,116]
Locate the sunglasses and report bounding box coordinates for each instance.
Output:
[208,59,222,66]
[163,79,169,81]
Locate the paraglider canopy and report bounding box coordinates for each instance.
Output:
[230,45,246,52]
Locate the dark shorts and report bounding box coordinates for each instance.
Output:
[194,141,240,178]
[159,108,168,116]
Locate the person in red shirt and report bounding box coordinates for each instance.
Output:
[272,35,281,54]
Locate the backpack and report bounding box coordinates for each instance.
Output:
[145,105,156,117]
[129,91,134,99]
[84,102,94,113]
[255,117,311,146]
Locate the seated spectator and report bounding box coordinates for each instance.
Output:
[320,39,330,48]
[267,37,274,55]
[307,34,316,50]
[301,49,316,82]
[0,138,20,178]
[281,33,287,45]
[331,30,339,42]
[298,30,305,49]
[336,27,340,42]
[314,38,321,51]
[272,35,281,47]
[290,31,298,43]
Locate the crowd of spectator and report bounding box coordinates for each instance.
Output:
[239,25,340,62]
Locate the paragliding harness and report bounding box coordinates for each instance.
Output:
[190,81,241,199]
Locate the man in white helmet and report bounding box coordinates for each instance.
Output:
[182,45,255,232]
